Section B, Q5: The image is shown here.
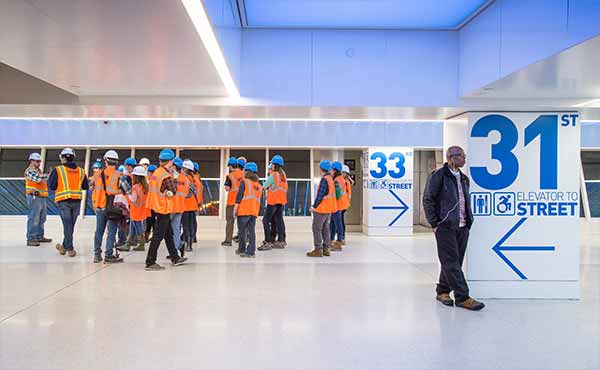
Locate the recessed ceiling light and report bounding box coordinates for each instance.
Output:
[181,0,240,98]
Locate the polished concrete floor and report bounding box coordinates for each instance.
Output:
[0,216,599,370]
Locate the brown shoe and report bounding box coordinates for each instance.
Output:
[55,243,66,255]
[330,241,342,251]
[306,249,323,257]
[323,249,331,257]
[340,240,346,246]
[436,293,454,306]
[37,237,53,243]
[27,240,40,247]
[456,298,485,311]
[67,249,77,258]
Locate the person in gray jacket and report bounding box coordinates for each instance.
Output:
[423,146,485,311]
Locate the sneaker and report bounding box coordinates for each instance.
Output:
[116,245,131,252]
[145,263,165,271]
[323,249,331,257]
[330,241,342,251]
[93,255,103,263]
[241,253,255,258]
[27,240,40,247]
[104,255,124,263]
[306,249,323,257]
[235,249,243,255]
[55,243,66,255]
[272,241,286,249]
[171,257,188,266]
[233,235,239,242]
[37,237,53,243]
[221,241,232,247]
[67,249,77,257]
[456,298,485,311]
[258,242,273,251]
[436,293,454,307]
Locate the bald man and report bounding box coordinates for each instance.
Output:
[423,146,485,311]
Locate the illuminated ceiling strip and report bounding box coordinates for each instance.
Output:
[181,0,240,97]
[573,99,600,108]
[0,117,441,122]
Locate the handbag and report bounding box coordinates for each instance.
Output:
[101,170,125,220]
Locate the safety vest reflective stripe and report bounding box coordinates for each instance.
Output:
[55,166,84,201]
[148,172,169,197]
[315,175,336,213]
[238,179,262,216]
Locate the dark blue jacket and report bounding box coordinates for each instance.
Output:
[422,163,473,229]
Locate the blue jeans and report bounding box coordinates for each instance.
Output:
[170,213,183,250]
[130,220,144,238]
[118,222,127,244]
[26,195,47,241]
[57,200,80,251]
[237,215,256,256]
[330,210,344,242]
[94,208,119,258]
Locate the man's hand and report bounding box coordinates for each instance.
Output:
[309,206,315,213]
[233,205,238,217]
[165,190,174,198]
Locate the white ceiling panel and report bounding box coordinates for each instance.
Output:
[0,0,226,96]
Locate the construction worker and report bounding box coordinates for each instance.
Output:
[181,160,198,252]
[307,160,336,257]
[234,162,262,258]
[126,166,149,252]
[144,148,187,270]
[115,157,137,251]
[24,152,51,247]
[48,148,88,258]
[222,157,242,246]
[260,155,287,251]
[92,150,124,263]
[192,161,203,243]
[170,157,187,256]
[341,165,353,245]
[139,157,150,170]
[330,161,348,251]
[144,164,157,241]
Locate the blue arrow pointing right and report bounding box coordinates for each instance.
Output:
[492,217,555,280]
[372,189,409,226]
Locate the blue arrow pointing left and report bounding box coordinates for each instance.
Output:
[492,217,555,280]
[372,190,409,226]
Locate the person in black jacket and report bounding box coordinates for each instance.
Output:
[423,146,485,311]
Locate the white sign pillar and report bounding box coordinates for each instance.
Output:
[447,112,581,299]
[362,147,414,236]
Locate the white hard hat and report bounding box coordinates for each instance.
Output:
[342,165,350,173]
[60,148,75,157]
[131,166,147,177]
[139,158,150,165]
[28,153,42,161]
[182,159,194,171]
[103,150,119,160]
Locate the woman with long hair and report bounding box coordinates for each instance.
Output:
[127,166,150,252]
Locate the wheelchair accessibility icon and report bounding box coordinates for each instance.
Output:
[493,192,516,216]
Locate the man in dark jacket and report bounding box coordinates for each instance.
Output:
[423,146,485,311]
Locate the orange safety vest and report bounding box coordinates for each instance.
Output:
[345,177,352,207]
[54,165,85,202]
[183,174,200,212]
[194,173,204,204]
[226,170,244,206]
[237,179,263,217]
[146,166,172,214]
[25,168,48,197]
[171,172,189,214]
[129,184,148,222]
[92,167,122,209]
[314,175,336,214]
[266,171,288,205]
[335,176,350,211]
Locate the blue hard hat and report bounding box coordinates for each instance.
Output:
[92,161,102,169]
[124,157,137,166]
[244,162,258,173]
[148,165,157,172]
[159,148,175,161]
[173,157,183,169]
[332,161,343,172]
[227,157,238,166]
[193,162,199,172]
[319,160,332,171]
[271,155,284,167]
[237,158,247,167]
[118,165,125,172]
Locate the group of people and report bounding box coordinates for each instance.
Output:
[23,148,355,268]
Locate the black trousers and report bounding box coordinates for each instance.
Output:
[145,213,180,267]
[263,204,286,243]
[145,210,157,234]
[434,226,470,303]
[182,211,195,241]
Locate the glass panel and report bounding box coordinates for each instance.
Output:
[88,149,132,173]
[179,149,220,178]
[581,151,600,180]
[284,179,312,216]
[0,148,41,177]
[268,149,310,178]
[44,148,87,173]
[198,179,220,216]
[133,149,162,167]
[230,149,266,175]
[586,182,600,217]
